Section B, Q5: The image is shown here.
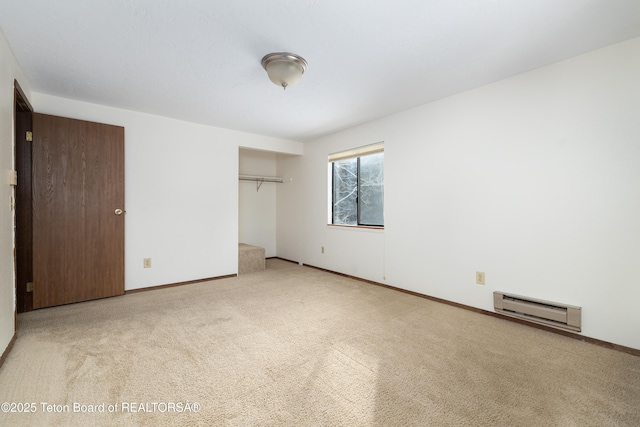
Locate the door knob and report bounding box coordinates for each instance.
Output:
[114,209,124,215]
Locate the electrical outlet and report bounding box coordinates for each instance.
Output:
[476,271,485,285]
[144,258,152,268]
[321,246,325,254]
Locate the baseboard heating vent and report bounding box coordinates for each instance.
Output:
[493,292,581,332]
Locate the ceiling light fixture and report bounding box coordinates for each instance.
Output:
[261,52,308,90]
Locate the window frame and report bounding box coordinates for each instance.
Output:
[329,143,384,229]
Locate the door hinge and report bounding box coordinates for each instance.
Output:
[26,282,33,292]
[26,131,33,142]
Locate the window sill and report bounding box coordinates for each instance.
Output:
[327,224,384,232]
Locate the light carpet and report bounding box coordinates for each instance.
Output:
[1,259,639,426]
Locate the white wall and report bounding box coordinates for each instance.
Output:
[239,148,281,257]
[277,37,640,350]
[33,93,302,290]
[0,30,31,356]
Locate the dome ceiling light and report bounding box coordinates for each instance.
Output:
[261,52,308,90]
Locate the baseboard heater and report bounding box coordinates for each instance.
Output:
[493,292,581,332]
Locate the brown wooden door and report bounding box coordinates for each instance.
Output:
[32,113,125,308]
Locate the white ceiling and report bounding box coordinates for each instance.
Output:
[1,1,639,142]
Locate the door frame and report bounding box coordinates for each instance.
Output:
[14,80,33,313]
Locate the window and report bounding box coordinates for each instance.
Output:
[329,143,384,227]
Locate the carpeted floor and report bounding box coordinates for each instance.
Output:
[1,259,639,426]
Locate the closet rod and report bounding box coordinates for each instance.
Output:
[239,174,284,191]
[239,174,284,183]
